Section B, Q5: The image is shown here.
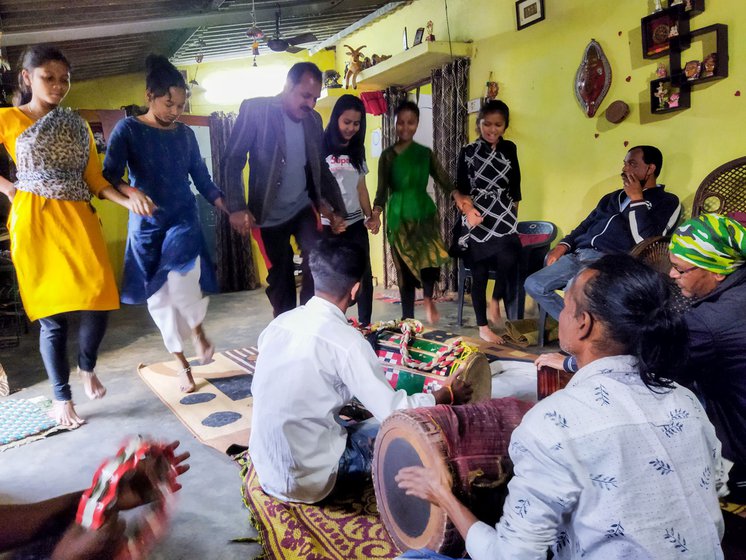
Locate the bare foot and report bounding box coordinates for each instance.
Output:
[178,366,196,393]
[424,298,440,325]
[479,325,505,344]
[50,400,85,428]
[193,328,215,365]
[78,368,107,400]
[488,298,502,326]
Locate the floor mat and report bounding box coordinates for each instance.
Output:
[137,347,256,454]
[0,397,63,451]
[239,451,401,560]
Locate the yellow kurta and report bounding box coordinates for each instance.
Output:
[0,107,119,321]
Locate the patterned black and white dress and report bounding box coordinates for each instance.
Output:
[455,136,522,265]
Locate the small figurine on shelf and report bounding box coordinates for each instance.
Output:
[653,0,663,12]
[656,62,668,78]
[701,53,718,78]
[323,70,342,89]
[343,44,366,89]
[684,60,701,81]
[362,56,372,70]
[371,54,392,66]
[654,82,669,110]
[667,92,680,108]
[668,24,679,38]
[684,0,693,10]
[483,72,498,102]
[425,20,435,42]
[670,0,683,6]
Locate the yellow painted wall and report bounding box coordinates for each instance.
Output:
[64,0,746,290]
[338,0,746,265]
[64,50,334,284]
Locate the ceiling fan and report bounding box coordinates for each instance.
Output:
[266,6,317,54]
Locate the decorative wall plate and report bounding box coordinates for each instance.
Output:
[575,39,612,118]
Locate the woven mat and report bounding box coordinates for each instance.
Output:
[239,451,401,560]
[137,348,257,454]
[0,398,63,452]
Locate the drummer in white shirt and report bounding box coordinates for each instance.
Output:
[249,237,471,504]
[396,254,728,560]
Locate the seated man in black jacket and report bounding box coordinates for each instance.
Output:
[524,145,680,319]
[669,213,746,501]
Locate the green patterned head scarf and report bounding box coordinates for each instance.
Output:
[669,214,746,275]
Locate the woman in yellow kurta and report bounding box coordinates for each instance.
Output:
[0,45,152,427]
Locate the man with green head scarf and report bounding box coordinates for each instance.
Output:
[669,213,746,501]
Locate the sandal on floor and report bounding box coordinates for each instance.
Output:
[178,366,196,394]
[50,400,86,428]
[78,368,107,400]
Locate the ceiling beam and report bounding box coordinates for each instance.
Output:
[0,2,366,46]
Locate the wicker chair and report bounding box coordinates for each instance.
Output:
[692,156,746,218]
[630,235,692,314]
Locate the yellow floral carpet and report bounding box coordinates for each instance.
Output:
[240,452,401,560]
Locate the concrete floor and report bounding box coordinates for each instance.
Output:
[0,288,547,559]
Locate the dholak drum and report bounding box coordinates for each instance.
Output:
[373,398,533,556]
[537,365,574,400]
[371,320,491,403]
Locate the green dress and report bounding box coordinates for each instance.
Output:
[374,142,452,282]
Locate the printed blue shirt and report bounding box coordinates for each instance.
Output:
[466,355,726,560]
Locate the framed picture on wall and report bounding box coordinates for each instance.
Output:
[515,0,545,30]
[412,27,425,46]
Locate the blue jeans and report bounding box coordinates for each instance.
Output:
[523,248,604,320]
[38,311,109,401]
[337,417,380,481]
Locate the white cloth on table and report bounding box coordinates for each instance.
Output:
[466,355,727,560]
[249,296,436,503]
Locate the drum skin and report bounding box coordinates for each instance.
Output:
[373,398,533,556]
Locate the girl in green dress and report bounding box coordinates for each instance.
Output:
[372,101,462,324]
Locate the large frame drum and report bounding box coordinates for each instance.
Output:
[373,398,533,556]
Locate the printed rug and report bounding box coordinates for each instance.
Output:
[239,451,401,560]
[137,347,257,454]
[0,397,63,452]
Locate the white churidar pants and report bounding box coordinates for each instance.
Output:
[146,257,209,354]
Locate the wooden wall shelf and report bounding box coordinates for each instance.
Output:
[353,41,471,91]
[316,87,356,109]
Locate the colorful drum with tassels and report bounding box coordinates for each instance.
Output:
[369,319,491,403]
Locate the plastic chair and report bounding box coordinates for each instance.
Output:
[692,156,746,218]
[456,221,557,326]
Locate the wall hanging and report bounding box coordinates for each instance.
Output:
[574,39,611,118]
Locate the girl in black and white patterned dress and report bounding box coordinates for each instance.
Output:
[454,100,522,343]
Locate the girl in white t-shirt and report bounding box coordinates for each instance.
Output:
[322,95,378,325]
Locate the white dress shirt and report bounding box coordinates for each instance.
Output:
[249,296,436,503]
[466,355,726,560]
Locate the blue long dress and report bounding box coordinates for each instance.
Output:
[103,117,222,304]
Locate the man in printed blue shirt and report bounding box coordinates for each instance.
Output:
[396,254,726,560]
[524,145,681,320]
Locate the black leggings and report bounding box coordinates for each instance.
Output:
[394,251,439,320]
[469,237,521,326]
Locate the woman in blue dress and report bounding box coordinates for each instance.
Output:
[104,54,230,392]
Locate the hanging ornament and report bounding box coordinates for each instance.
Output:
[252,39,260,57]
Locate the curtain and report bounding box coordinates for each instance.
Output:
[432,57,470,292]
[381,87,407,288]
[209,111,259,292]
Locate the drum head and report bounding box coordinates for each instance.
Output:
[373,412,451,552]
[458,352,491,403]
